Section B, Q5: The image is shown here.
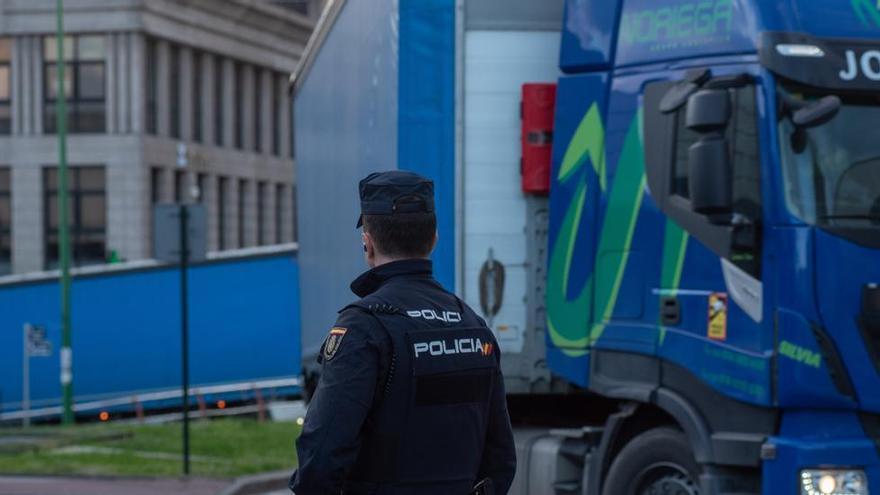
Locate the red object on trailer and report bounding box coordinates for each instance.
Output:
[521,83,557,195]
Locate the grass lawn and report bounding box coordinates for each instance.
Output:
[0,418,301,477]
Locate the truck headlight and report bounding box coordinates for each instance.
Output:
[800,469,868,495]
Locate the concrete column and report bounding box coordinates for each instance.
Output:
[117,33,131,133]
[130,33,146,133]
[203,174,219,251]
[227,177,239,248]
[105,33,117,134]
[11,36,21,134]
[16,36,26,135]
[156,40,170,136]
[200,54,215,148]
[20,37,33,135]
[278,73,291,158]
[11,165,43,273]
[179,46,193,142]
[107,163,149,262]
[259,69,272,154]
[222,58,235,148]
[242,64,255,151]
[32,36,44,135]
[33,36,44,135]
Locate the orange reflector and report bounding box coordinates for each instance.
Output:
[99,411,109,421]
[217,400,227,409]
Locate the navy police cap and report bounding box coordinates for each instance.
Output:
[356,170,435,228]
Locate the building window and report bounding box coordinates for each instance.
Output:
[257,181,266,245]
[254,71,262,152]
[146,37,158,134]
[44,35,106,134]
[672,108,701,200]
[272,75,280,156]
[150,166,163,257]
[275,183,283,244]
[214,57,223,146]
[196,173,207,203]
[238,178,246,247]
[269,0,310,15]
[218,176,227,250]
[193,51,202,143]
[234,62,243,149]
[169,44,180,139]
[174,170,186,203]
[0,39,11,135]
[44,166,106,269]
[150,167,163,204]
[0,167,10,275]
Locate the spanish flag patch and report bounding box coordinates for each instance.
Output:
[322,327,348,361]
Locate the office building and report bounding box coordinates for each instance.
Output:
[0,0,318,275]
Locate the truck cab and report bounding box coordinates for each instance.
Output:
[539,0,880,493]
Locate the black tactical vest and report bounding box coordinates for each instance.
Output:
[344,295,499,494]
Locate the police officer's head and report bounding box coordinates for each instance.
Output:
[357,171,437,267]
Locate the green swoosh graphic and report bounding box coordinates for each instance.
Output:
[559,103,606,191]
[851,0,880,27]
[547,180,592,350]
[546,103,603,352]
[547,106,646,356]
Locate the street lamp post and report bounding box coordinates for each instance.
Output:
[55,0,74,426]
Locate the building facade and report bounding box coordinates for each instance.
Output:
[0,0,316,275]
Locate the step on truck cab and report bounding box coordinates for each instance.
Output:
[292,0,880,493]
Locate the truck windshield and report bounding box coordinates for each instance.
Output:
[778,85,880,231]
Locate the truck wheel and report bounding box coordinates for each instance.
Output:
[602,427,700,495]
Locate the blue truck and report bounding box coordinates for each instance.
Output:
[293,0,880,492]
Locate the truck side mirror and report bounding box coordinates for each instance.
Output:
[685,89,730,132]
[688,137,732,218]
[685,89,733,220]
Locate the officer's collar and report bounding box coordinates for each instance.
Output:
[350,259,433,298]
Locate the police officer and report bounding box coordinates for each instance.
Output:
[290,171,517,495]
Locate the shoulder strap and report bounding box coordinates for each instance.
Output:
[346,300,402,400]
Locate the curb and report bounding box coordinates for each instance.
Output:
[217,470,291,495]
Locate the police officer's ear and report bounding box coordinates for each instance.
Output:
[362,231,378,265]
[430,231,439,254]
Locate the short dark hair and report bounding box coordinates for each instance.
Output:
[362,212,436,258]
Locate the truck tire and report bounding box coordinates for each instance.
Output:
[602,427,700,495]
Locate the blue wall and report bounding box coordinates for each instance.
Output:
[0,253,300,413]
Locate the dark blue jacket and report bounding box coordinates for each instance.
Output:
[290,259,517,494]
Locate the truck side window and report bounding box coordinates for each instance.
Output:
[672,112,701,199]
[644,78,762,278]
[730,87,761,222]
